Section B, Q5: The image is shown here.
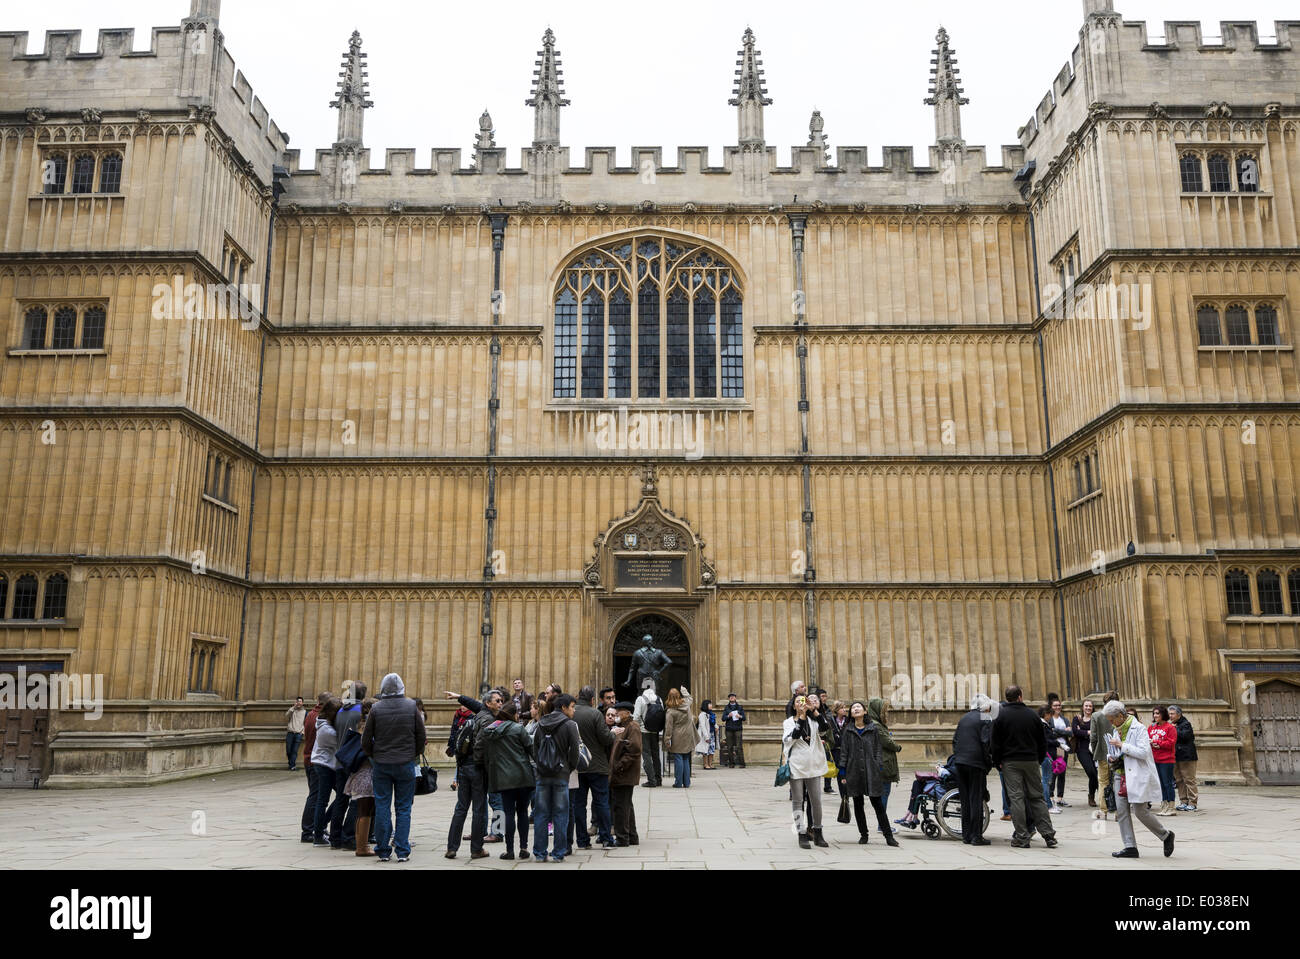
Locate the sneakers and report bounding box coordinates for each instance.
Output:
[1112,847,1139,858]
[312,839,330,847]
[397,855,410,863]
[551,853,566,863]
[1185,804,1198,812]
[1056,800,1070,807]
[1175,803,1191,812]
[377,854,391,862]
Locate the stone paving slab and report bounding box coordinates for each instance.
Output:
[1,767,1298,869]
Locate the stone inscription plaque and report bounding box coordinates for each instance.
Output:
[615,555,685,590]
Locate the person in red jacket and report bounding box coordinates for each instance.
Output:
[300,691,329,842]
[1148,706,1179,817]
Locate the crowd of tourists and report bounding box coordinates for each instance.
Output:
[286,675,746,863]
[284,674,1195,862]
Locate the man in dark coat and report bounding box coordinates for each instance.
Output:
[569,686,615,850]
[952,694,996,845]
[991,685,1057,848]
[442,686,503,860]
[1168,705,1199,812]
[609,702,642,846]
[362,673,426,862]
[721,693,747,768]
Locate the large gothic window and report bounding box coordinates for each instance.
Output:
[553,236,744,401]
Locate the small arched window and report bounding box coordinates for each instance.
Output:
[554,236,743,401]
[42,573,68,620]
[12,575,39,620]
[81,307,106,349]
[52,307,78,350]
[1258,569,1283,615]
[1288,569,1300,615]
[98,153,123,193]
[1207,153,1232,193]
[1179,154,1203,193]
[1255,304,1279,346]
[1083,456,1094,494]
[0,574,7,618]
[1196,306,1221,346]
[1225,304,1252,345]
[70,153,96,194]
[1072,460,1083,499]
[1236,154,1260,193]
[42,154,67,195]
[1225,568,1252,616]
[23,307,48,350]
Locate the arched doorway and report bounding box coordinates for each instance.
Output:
[612,613,691,704]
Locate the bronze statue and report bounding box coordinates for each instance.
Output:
[625,633,672,691]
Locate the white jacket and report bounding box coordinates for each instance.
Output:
[1105,717,1162,804]
[782,716,828,780]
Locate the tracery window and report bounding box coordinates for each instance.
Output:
[1179,154,1203,193]
[1207,153,1232,193]
[1258,569,1284,615]
[553,236,744,401]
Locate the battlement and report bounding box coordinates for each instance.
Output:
[0,18,288,183]
[279,141,1027,209]
[1020,17,1300,164]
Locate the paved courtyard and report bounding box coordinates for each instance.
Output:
[2,767,1297,870]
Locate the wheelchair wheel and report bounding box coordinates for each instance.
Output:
[921,819,940,839]
[937,790,968,840]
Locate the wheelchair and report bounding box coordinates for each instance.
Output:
[912,772,993,841]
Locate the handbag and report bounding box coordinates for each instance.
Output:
[836,795,851,824]
[774,742,792,788]
[414,754,438,796]
[1051,756,1067,776]
[823,747,838,780]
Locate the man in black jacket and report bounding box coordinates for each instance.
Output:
[991,685,1057,848]
[361,674,424,862]
[951,694,996,845]
[442,687,503,860]
[721,693,747,768]
[335,680,367,850]
[1168,705,1199,812]
[570,686,616,850]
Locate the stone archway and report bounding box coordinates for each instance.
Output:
[611,612,692,703]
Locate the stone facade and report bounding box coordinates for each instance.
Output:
[1,0,1299,786]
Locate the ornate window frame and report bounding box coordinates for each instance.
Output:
[1176,143,1268,196]
[546,230,750,408]
[11,300,109,355]
[36,145,127,197]
[1193,297,1289,353]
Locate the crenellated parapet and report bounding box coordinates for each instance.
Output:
[0,5,288,185]
[279,141,1027,210]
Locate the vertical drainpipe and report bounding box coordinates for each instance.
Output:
[789,214,819,687]
[1027,206,1073,697]
[234,165,286,702]
[481,214,508,695]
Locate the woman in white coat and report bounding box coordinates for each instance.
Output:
[783,695,830,849]
[1102,699,1175,859]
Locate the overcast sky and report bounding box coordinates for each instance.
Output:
[8,1,1297,168]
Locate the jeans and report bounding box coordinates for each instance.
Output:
[447,764,488,853]
[532,778,570,858]
[371,761,416,859]
[1003,760,1056,844]
[1001,778,1010,816]
[1040,758,1055,807]
[641,732,663,784]
[313,765,347,843]
[881,781,892,817]
[300,763,319,839]
[671,752,692,787]
[1156,762,1177,802]
[488,791,504,836]
[569,772,612,847]
[1076,748,1099,801]
[500,786,532,854]
[286,731,303,770]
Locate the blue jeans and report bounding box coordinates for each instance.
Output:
[1001,777,1010,816]
[532,779,570,858]
[1040,758,1055,808]
[672,752,692,787]
[1156,762,1177,802]
[372,761,417,859]
[569,772,613,847]
[300,763,319,839]
[488,791,504,836]
[881,781,892,816]
[313,766,347,842]
[286,732,303,769]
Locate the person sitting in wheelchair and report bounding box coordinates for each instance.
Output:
[893,756,957,829]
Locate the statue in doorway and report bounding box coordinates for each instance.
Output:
[625,633,673,692]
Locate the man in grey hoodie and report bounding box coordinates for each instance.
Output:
[362,673,426,863]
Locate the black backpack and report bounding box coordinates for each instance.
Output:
[644,699,666,733]
[536,729,564,778]
[455,717,477,759]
